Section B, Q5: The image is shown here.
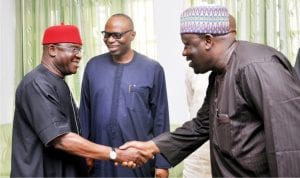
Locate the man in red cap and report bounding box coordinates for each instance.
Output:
[11,24,147,177]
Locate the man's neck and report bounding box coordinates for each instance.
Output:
[214,40,237,73]
[112,50,134,64]
[41,59,64,78]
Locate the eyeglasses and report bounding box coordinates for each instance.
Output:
[54,45,82,54]
[101,30,133,39]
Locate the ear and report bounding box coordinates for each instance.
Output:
[203,34,214,50]
[47,44,57,57]
[130,31,136,41]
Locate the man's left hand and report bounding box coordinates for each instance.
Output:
[155,168,169,178]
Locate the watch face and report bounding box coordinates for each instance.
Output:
[110,150,117,160]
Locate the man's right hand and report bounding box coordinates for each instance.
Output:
[117,140,160,168]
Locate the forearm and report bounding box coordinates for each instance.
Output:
[53,132,150,165]
[153,119,209,167]
[52,132,111,160]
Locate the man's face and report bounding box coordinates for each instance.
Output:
[102,16,134,57]
[181,34,213,74]
[52,43,82,76]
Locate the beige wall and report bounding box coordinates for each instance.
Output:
[154,0,190,125]
[0,0,16,124]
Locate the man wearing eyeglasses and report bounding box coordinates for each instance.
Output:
[79,14,170,177]
[11,24,147,177]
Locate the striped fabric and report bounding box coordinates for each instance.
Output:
[180,5,229,35]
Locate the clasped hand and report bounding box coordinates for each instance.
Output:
[114,140,157,168]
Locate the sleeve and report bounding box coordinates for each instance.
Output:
[185,68,193,110]
[188,71,210,118]
[294,48,300,79]
[238,57,300,177]
[22,78,71,146]
[79,68,91,139]
[150,64,171,168]
[152,73,214,167]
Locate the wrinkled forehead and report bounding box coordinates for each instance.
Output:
[180,33,203,45]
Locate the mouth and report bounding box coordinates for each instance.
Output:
[186,57,193,67]
[186,57,191,61]
[107,45,119,52]
[72,60,80,68]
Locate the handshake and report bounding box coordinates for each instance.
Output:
[110,140,160,168]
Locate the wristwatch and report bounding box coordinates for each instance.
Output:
[109,147,117,161]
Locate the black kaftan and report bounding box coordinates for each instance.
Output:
[154,41,300,177]
[11,64,88,177]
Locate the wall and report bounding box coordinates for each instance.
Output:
[0,0,199,126]
[153,0,190,125]
[0,0,16,124]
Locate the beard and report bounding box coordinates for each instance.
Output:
[189,61,201,74]
[190,63,209,74]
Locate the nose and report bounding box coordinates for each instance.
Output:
[182,48,188,57]
[75,52,82,59]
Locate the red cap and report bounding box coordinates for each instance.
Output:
[42,23,82,45]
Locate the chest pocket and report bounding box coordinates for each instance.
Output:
[126,85,150,112]
[213,113,233,156]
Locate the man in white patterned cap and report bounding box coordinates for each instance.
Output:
[120,4,300,177]
[182,14,236,178]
